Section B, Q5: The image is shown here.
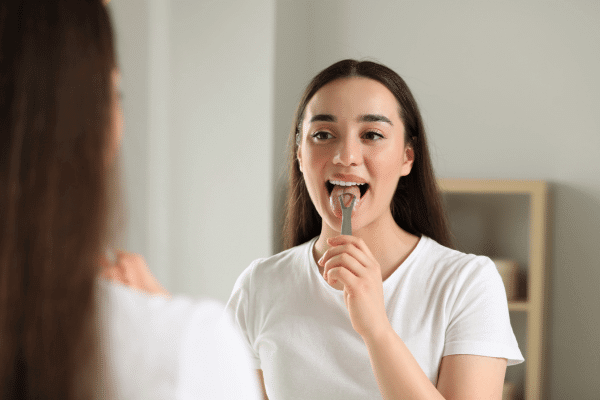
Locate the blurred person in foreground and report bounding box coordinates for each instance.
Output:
[0,1,260,398]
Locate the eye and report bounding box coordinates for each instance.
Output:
[311,130,333,140]
[362,131,384,141]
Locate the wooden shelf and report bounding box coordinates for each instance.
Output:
[439,178,550,400]
[508,301,529,312]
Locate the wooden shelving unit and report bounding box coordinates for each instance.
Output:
[438,178,550,400]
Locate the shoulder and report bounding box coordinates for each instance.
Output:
[100,279,224,334]
[414,237,501,296]
[418,239,508,318]
[233,238,315,290]
[419,236,497,275]
[180,300,262,399]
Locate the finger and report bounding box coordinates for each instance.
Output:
[327,235,374,257]
[145,269,167,294]
[327,266,358,289]
[323,253,364,280]
[327,235,378,268]
[117,253,144,289]
[101,265,127,285]
[118,252,170,297]
[319,243,373,271]
[109,259,129,284]
[130,254,153,291]
[321,240,378,274]
[128,255,166,294]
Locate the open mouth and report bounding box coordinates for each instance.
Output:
[326,180,369,198]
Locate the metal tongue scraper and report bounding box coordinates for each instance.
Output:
[339,193,356,235]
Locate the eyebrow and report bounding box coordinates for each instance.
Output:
[309,114,336,123]
[309,113,393,125]
[359,114,393,125]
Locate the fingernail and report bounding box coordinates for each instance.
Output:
[318,255,324,266]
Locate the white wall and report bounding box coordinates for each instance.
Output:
[109,0,150,267]
[109,0,275,302]
[273,1,600,398]
[167,0,274,301]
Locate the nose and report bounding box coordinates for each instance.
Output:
[332,135,362,166]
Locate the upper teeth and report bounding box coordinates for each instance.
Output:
[329,180,366,187]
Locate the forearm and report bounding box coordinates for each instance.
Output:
[364,328,445,400]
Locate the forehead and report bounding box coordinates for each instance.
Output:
[305,77,401,120]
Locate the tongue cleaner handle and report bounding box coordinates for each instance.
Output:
[339,194,356,235]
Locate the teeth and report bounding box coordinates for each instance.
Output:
[329,180,366,187]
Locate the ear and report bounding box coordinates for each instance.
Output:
[400,145,414,177]
[296,142,303,173]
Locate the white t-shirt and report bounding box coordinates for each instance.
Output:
[98,280,261,400]
[226,236,523,400]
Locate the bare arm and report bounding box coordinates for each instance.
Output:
[364,327,507,399]
[363,328,444,399]
[437,355,507,400]
[257,370,269,400]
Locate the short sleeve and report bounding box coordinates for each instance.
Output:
[443,257,524,366]
[177,300,261,400]
[224,260,261,369]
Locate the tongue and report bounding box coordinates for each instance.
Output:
[329,185,360,218]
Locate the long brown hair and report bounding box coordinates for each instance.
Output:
[0,0,116,398]
[283,59,451,249]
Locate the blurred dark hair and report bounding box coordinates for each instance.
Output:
[283,59,451,249]
[0,0,116,398]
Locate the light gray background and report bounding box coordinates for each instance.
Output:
[108,1,599,398]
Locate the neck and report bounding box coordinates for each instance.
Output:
[314,212,420,280]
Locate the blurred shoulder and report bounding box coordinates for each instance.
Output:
[98,279,223,328]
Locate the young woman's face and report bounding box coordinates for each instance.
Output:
[297,77,414,233]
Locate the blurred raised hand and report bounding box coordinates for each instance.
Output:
[101,250,170,298]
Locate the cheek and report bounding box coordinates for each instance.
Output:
[370,144,400,168]
[302,147,327,176]
[370,152,405,191]
[300,147,330,206]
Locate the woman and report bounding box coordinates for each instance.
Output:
[226,59,523,399]
[0,1,259,398]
